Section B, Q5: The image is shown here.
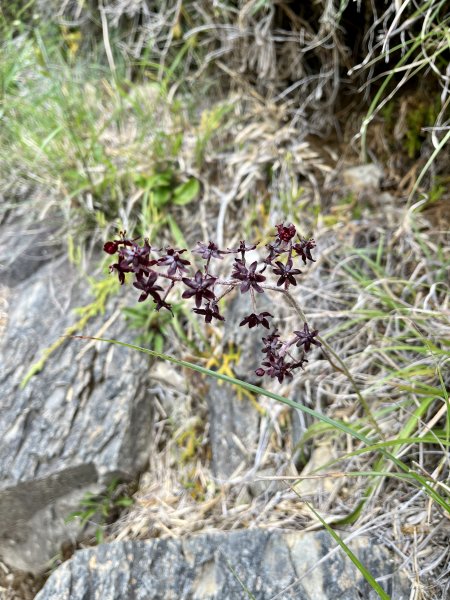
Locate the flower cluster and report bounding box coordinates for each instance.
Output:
[104,223,320,382]
[254,323,321,383]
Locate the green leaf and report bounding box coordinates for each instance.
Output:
[65,510,84,523]
[115,497,134,507]
[173,178,200,206]
[107,478,120,492]
[80,498,99,508]
[166,215,189,248]
[136,172,172,189]
[300,497,391,600]
[152,188,171,208]
[154,334,164,354]
[95,528,105,544]
[71,336,450,515]
[80,508,97,525]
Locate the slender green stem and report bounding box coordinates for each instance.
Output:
[272,286,383,437]
[71,335,450,514]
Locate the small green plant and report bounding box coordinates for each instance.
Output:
[66,478,134,545]
[355,0,450,200]
[123,301,197,353]
[405,100,440,159]
[194,103,233,166]
[382,96,441,159]
[135,168,200,242]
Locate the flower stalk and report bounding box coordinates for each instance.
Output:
[103,219,380,423]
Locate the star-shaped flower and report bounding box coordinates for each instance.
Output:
[293,238,316,264]
[231,260,266,294]
[133,271,164,303]
[256,354,307,383]
[294,323,321,352]
[182,270,217,308]
[193,301,224,323]
[228,240,258,261]
[261,330,282,358]
[192,241,223,260]
[239,312,273,329]
[272,259,302,287]
[158,248,190,275]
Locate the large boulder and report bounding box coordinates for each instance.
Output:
[206,293,265,480]
[35,529,409,599]
[0,221,154,572]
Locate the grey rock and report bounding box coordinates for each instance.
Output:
[222,291,273,384]
[207,382,259,480]
[206,293,266,480]
[35,529,409,599]
[342,164,383,192]
[0,223,154,572]
[247,466,287,497]
[0,221,64,286]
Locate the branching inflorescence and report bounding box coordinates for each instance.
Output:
[104,223,320,383]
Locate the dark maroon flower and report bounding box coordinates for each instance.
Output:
[104,241,119,254]
[109,259,132,285]
[193,301,224,323]
[263,241,283,264]
[261,330,282,357]
[192,241,223,260]
[257,355,306,383]
[231,260,266,294]
[275,223,296,242]
[158,248,190,276]
[239,312,273,329]
[182,270,217,308]
[120,239,150,266]
[272,259,302,287]
[105,234,154,283]
[103,231,137,255]
[133,271,164,303]
[260,241,285,273]
[294,323,321,352]
[117,239,157,281]
[293,238,316,264]
[105,223,321,383]
[228,240,258,260]
[153,296,173,313]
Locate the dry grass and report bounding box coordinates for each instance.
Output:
[104,190,449,598]
[2,2,449,599]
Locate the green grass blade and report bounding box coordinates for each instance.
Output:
[70,335,450,514]
[299,497,391,600]
[71,336,366,437]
